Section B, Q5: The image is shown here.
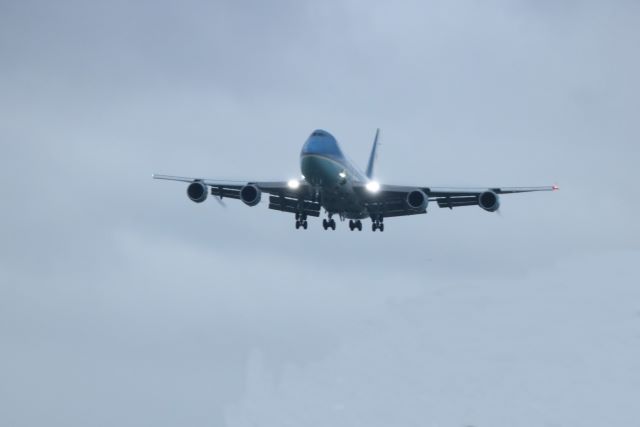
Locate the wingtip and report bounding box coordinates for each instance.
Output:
[552,184,559,191]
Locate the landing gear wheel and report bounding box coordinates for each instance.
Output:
[303,220,308,230]
[330,219,336,230]
[356,220,362,231]
[348,220,355,231]
[295,220,301,229]
[322,219,328,230]
[371,216,384,232]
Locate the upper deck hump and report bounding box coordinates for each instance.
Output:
[301,129,344,158]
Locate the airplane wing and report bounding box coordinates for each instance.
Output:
[353,183,558,217]
[153,174,322,217]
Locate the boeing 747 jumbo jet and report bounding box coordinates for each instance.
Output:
[154,129,557,232]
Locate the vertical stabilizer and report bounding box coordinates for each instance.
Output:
[366,128,380,179]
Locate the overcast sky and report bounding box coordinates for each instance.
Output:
[1,1,639,426]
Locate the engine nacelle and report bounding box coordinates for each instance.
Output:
[406,190,428,210]
[478,190,500,212]
[240,184,261,207]
[187,181,208,203]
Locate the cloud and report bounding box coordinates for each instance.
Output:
[226,251,640,426]
[1,0,639,426]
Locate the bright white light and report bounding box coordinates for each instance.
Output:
[339,171,347,179]
[366,181,381,193]
[287,179,300,189]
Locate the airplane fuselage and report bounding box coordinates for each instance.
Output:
[300,130,369,218]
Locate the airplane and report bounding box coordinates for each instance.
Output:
[154,129,557,232]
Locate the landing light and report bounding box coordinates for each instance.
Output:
[287,179,300,189]
[366,181,381,193]
[339,172,347,179]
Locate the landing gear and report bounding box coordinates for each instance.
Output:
[348,220,362,231]
[371,216,384,232]
[322,217,336,230]
[295,213,308,230]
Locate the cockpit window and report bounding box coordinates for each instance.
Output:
[303,131,342,157]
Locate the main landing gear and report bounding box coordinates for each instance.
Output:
[295,212,308,230]
[371,216,384,232]
[322,215,336,230]
[348,220,363,231]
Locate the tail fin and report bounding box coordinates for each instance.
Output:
[366,128,380,179]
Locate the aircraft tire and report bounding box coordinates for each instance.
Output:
[303,221,308,230]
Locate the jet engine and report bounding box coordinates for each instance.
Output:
[240,184,262,207]
[406,190,428,210]
[478,190,500,212]
[187,181,208,203]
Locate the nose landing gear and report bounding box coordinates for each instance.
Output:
[322,215,336,230]
[322,218,336,230]
[371,216,384,232]
[348,220,363,231]
[295,213,308,230]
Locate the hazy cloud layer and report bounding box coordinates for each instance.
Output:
[1,1,639,426]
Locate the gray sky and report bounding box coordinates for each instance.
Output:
[1,0,639,426]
